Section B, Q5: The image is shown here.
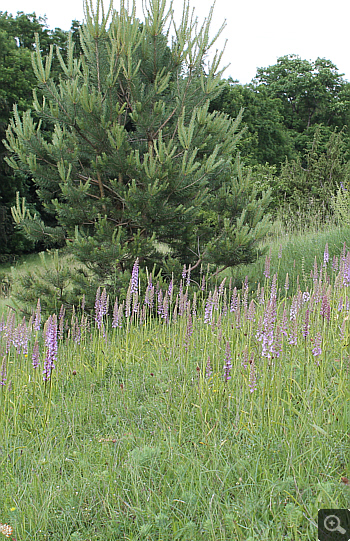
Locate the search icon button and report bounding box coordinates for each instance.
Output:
[324,515,347,535]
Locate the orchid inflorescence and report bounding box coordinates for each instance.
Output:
[0,242,349,392]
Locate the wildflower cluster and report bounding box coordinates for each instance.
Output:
[0,242,349,396]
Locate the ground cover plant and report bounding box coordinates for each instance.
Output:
[0,241,349,541]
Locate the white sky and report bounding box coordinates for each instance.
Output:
[2,0,350,84]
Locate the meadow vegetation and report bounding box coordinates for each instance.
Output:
[0,218,349,541]
[1,1,350,539]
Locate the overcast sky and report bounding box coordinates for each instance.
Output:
[3,0,350,84]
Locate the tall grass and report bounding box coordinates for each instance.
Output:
[229,222,350,294]
[0,239,349,540]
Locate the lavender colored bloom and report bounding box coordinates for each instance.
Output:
[320,295,331,322]
[280,303,288,337]
[4,312,15,354]
[219,277,227,296]
[249,357,257,393]
[271,325,282,358]
[259,286,265,305]
[313,281,322,305]
[43,315,57,382]
[222,289,228,317]
[213,287,219,310]
[19,317,29,355]
[264,253,271,279]
[34,299,41,331]
[162,292,169,321]
[132,291,139,314]
[148,273,153,290]
[0,356,6,386]
[130,258,139,295]
[118,304,124,327]
[340,319,346,341]
[230,287,238,312]
[204,292,213,323]
[259,299,276,358]
[341,242,347,261]
[302,291,310,303]
[335,272,343,290]
[145,276,155,309]
[12,319,24,354]
[284,273,289,292]
[80,314,88,335]
[58,305,65,339]
[206,356,212,378]
[201,275,206,291]
[302,309,310,338]
[186,266,191,287]
[95,287,101,319]
[312,332,322,357]
[323,243,329,266]
[192,292,197,319]
[95,287,109,328]
[157,289,163,316]
[242,287,248,313]
[288,318,298,346]
[343,252,350,286]
[255,315,263,341]
[270,274,277,300]
[290,297,298,321]
[100,288,109,316]
[247,299,256,321]
[112,297,121,328]
[179,284,188,317]
[168,279,173,297]
[125,285,132,318]
[140,304,146,325]
[172,296,178,323]
[235,301,241,329]
[72,316,81,344]
[223,342,232,382]
[32,340,40,369]
[312,257,318,282]
[0,314,5,333]
[332,256,339,272]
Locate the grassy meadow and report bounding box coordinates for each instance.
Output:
[0,221,350,540]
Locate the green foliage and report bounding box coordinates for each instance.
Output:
[331,183,350,225]
[255,54,350,153]
[210,78,294,166]
[5,0,271,304]
[210,55,350,180]
[0,238,349,539]
[0,11,83,257]
[11,250,79,315]
[271,128,350,214]
[230,219,350,295]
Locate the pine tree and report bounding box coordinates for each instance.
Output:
[5,0,271,302]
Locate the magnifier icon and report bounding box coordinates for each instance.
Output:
[324,514,347,534]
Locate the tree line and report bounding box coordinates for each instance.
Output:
[1,0,350,309]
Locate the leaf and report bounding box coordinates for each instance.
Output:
[311,423,328,436]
